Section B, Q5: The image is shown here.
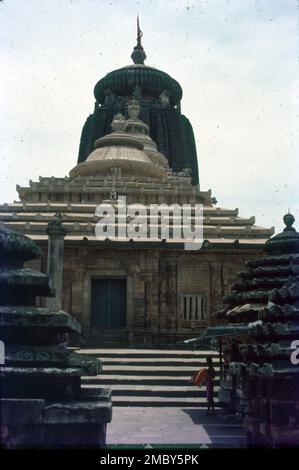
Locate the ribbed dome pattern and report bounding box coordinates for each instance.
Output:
[94,64,183,106]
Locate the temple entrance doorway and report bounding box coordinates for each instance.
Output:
[90,278,127,328]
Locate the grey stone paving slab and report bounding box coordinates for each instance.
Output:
[107,407,245,446]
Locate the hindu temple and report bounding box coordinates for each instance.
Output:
[0,22,274,346]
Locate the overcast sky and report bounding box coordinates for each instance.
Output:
[1,0,298,233]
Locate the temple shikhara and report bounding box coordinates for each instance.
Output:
[0,23,274,347]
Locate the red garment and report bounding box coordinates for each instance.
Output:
[205,367,215,401]
[205,375,214,401]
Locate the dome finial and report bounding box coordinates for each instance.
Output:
[131,15,146,65]
[283,211,295,232]
[264,212,299,255]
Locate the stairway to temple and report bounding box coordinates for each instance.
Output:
[78,348,220,407]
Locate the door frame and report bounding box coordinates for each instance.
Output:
[90,277,127,328]
[81,269,134,328]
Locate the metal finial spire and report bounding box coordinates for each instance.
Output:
[131,15,146,65]
[137,14,143,46]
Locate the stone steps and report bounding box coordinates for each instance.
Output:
[80,348,217,357]
[83,375,220,386]
[97,365,220,376]
[96,359,219,367]
[79,348,220,407]
[107,396,216,407]
[83,383,220,397]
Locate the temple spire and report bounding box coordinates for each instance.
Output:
[131,15,146,65]
[137,14,142,46]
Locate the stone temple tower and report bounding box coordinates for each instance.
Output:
[77,18,199,186]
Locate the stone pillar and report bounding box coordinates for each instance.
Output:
[46,213,66,310]
[208,261,224,323]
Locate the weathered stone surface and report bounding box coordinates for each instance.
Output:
[0,366,99,377]
[0,267,51,286]
[0,225,40,264]
[1,423,107,448]
[4,345,102,374]
[0,306,81,332]
[1,398,44,424]
[43,400,112,424]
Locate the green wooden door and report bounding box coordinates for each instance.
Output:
[91,278,126,327]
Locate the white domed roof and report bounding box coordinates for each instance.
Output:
[69,113,167,180]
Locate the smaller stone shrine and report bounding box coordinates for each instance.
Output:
[214,214,299,447]
[0,222,112,448]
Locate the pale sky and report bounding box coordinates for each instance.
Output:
[0,0,298,233]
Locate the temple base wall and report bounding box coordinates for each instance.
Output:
[28,244,265,346]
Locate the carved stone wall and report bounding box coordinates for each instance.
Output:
[25,245,263,345]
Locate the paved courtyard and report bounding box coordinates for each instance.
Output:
[106,407,246,448]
